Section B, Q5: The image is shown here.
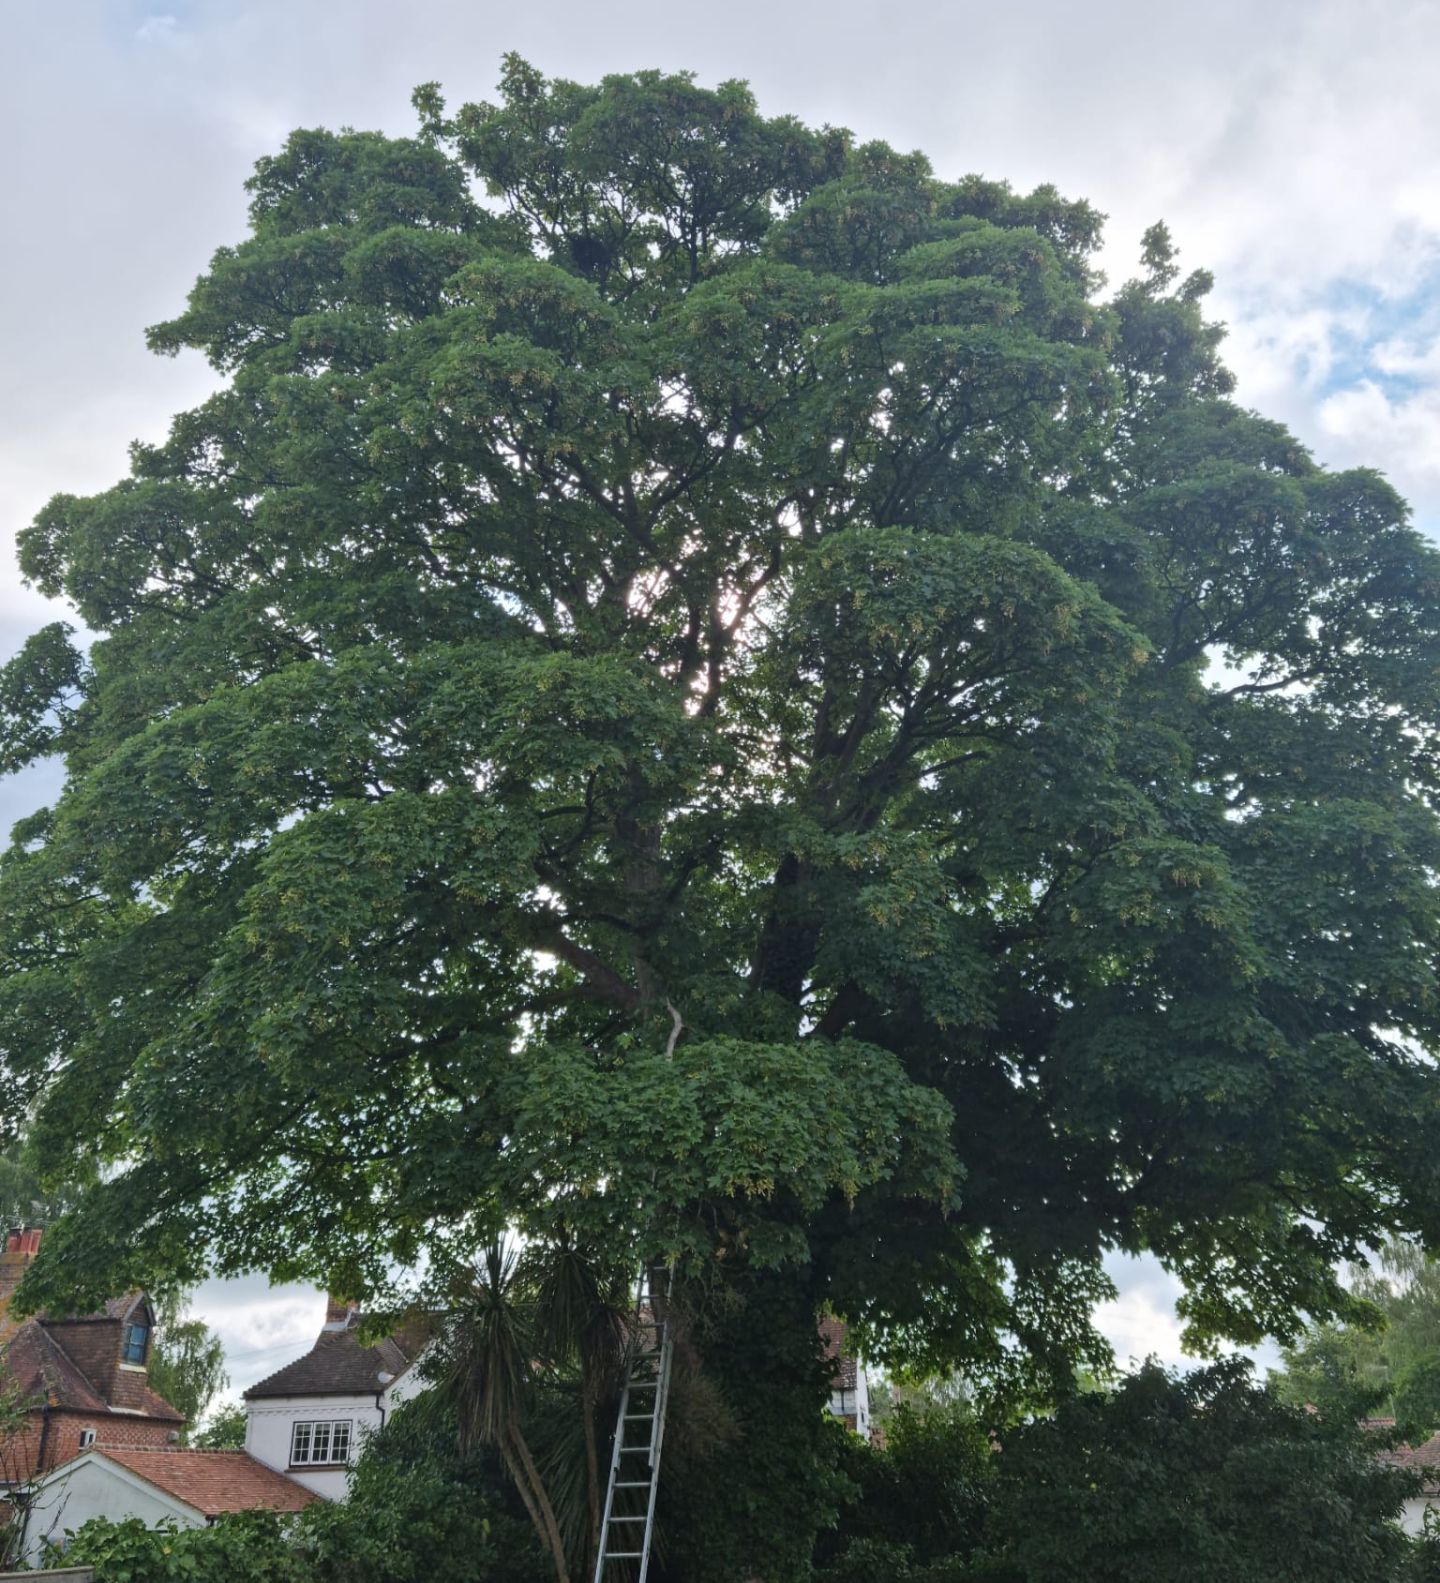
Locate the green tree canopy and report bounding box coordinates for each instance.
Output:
[192,1399,248,1450]
[4,54,1440,1525]
[1275,1239,1440,1436]
[982,1360,1416,1583]
[0,1131,88,1228]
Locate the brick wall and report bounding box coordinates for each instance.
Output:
[0,1413,45,1488]
[107,1368,150,1412]
[46,1412,174,1469]
[0,1408,176,1487]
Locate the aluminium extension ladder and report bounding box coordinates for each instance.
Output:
[592,1268,675,1582]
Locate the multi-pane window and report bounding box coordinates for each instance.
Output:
[290,1419,353,1466]
[122,1320,149,1365]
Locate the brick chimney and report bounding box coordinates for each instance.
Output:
[322,1293,360,1331]
[0,1225,42,1342]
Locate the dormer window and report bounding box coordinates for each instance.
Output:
[122,1317,150,1365]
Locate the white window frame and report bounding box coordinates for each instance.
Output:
[79,1427,96,1449]
[289,1418,353,1467]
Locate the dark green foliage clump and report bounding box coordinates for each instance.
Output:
[818,1362,1420,1583]
[984,1361,1415,1583]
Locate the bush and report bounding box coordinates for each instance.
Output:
[47,1512,303,1583]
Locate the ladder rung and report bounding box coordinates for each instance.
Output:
[624,1412,655,1420]
[609,1515,646,1523]
[605,1554,644,1561]
[615,1480,651,1488]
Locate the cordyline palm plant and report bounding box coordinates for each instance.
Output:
[443,1235,633,1583]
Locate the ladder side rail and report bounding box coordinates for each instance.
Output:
[594,1270,669,1582]
[592,1371,633,1583]
[634,1317,673,1577]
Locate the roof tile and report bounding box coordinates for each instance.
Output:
[93,1449,320,1515]
[244,1313,426,1400]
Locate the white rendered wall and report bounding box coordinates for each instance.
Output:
[827,1365,873,1438]
[21,1455,200,1564]
[244,1392,386,1500]
[1399,1495,1436,1537]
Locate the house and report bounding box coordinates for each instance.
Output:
[242,1297,428,1499]
[0,1227,185,1493]
[820,1316,873,1440]
[15,1446,319,1564]
[1371,1420,1440,1535]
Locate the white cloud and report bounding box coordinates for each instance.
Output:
[189,1275,325,1401]
[1319,377,1440,521]
[134,15,179,45]
[1095,1255,1188,1369]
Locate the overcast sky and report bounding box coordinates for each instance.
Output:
[8,0,1440,1402]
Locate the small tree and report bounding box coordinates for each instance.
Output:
[440,1236,630,1583]
[1276,1239,1440,1435]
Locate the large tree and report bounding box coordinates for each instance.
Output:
[4,54,1440,1571]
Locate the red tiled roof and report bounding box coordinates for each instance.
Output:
[1377,1430,1440,1491]
[6,1321,109,1414]
[92,1449,320,1515]
[4,1318,184,1422]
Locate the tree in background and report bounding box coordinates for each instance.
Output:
[0,1134,87,1228]
[1275,1239,1440,1435]
[4,56,1440,1576]
[193,1400,248,1450]
[816,1396,992,1580]
[146,1292,230,1438]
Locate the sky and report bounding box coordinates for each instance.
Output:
[7,0,1440,1404]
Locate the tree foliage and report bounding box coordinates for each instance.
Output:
[822,1360,1430,1582]
[192,1399,248,1450]
[147,1305,230,1436]
[0,1132,86,1228]
[1275,1239,1440,1436]
[981,1360,1415,1583]
[38,1364,1437,1583]
[4,53,1440,1567]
